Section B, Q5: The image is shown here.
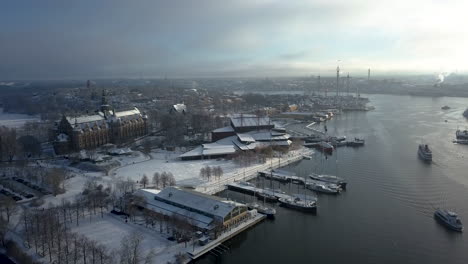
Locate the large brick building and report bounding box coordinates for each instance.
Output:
[51,93,148,154]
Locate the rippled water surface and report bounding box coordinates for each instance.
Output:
[196,94,468,264]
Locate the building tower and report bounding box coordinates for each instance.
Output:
[317,75,321,96]
[100,89,111,114]
[336,65,340,107]
[346,73,350,96]
[368,68,371,81]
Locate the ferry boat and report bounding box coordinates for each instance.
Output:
[418,144,432,162]
[456,129,468,140]
[434,209,463,232]
[305,180,341,194]
[278,196,317,212]
[246,202,276,219]
[441,105,450,110]
[309,173,347,189]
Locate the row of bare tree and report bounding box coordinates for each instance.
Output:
[199,166,223,181]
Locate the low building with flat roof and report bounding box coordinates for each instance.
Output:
[136,187,248,230]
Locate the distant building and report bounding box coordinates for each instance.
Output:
[211,114,274,141]
[181,114,291,160]
[170,103,187,114]
[51,91,148,154]
[136,187,248,230]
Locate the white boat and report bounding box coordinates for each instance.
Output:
[278,196,317,212]
[309,173,347,189]
[418,144,432,162]
[305,180,341,194]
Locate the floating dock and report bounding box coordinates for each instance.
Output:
[226,182,293,200]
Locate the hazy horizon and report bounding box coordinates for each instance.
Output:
[2,0,467,80]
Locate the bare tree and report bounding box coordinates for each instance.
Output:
[199,167,206,180]
[140,174,149,188]
[167,172,176,186]
[0,126,17,162]
[152,172,160,188]
[205,166,212,181]
[0,196,17,223]
[47,168,66,196]
[119,232,143,264]
[160,172,168,188]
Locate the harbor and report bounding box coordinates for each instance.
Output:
[195,94,468,264]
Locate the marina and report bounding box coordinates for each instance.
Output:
[196,94,468,264]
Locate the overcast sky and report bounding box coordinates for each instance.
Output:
[1,0,467,80]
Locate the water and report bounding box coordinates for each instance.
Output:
[195,94,468,264]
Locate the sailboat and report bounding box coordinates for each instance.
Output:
[247,176,276,218]
[279,170,317,212]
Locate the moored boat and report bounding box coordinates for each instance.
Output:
[305,180,341,194]
[278,196,317,212]
[309,173,347,189]
[246,202,276,219]
[347,138,365,147]
[434,209,463,232]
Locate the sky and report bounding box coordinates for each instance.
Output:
[1,0,468,80]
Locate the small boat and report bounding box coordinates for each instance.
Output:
[278,196,317,212]
[305,180,341,194]
[456,129,468,140]
[347,138,365,147]
[302,155,312,160]
[418,144,432,162]
[434,209,463,232]
[463,108,468,118]
[309,173,347,189]
[246,202,276,219]
[441,105,450,110]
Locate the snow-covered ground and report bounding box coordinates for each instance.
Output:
[0,108,39,128]
[72,214,187,264]
[109,149,243,185]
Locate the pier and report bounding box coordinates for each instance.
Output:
[196,149,309,195]
[226,182,294,200]
[187,213,266,260]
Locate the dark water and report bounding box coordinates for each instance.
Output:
[195,94,468,264]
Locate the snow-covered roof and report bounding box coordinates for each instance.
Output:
[172,104,187,113]
[237,133,256,143]
[179,142,237,158]
[230,114,272,128]
[115,107,141,117]
[67,115,104,124]
[212,126,235,133]
[136,189,213,229]
[155,187,244,219]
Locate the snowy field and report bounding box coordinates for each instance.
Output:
[72,214,186,264]
[109,150,244,186]
[0,108,39,128]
